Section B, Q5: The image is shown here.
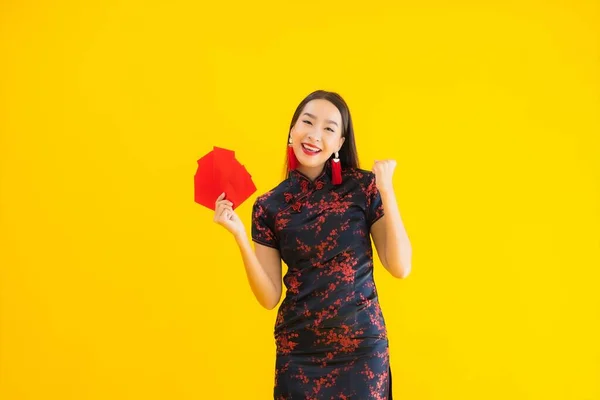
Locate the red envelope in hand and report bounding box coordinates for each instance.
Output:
[194,146,257,210]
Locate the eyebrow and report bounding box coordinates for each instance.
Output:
[302,112,339,127]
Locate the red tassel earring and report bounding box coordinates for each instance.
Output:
[331,151,342,185]
[287,136,299,171]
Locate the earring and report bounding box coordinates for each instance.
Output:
[287,136,299,171]
[331,150,342,185]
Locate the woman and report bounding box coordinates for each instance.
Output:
[214,90,412,399]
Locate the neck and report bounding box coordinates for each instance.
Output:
[295,163,326,182]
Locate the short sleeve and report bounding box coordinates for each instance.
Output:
[365,173,385,227]
[251,198,279,249]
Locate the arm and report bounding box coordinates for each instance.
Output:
[370,189,412,279]
[234,232,283,310]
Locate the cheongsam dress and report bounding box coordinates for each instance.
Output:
[251,158,392,399]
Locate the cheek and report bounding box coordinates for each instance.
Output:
[325,136,341,149]
[292,125,307,137]
[291,129,303,141]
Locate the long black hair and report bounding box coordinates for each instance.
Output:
[282,90,360,180]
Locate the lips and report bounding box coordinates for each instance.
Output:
[301,143,322,152]
[301,143,322,156]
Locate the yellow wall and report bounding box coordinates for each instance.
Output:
[1,1,599,399]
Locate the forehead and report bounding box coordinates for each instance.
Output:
[301,99,342,124]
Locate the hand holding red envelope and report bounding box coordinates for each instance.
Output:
[194,146,257,210]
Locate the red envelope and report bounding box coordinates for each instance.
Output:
[212,146,235,187]
[194,146,257,210]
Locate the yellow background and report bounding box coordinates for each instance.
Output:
[1,1,599,399]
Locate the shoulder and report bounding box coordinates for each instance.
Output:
[343,167,379,205]
[345,167,376,189]
[253,178,291,212]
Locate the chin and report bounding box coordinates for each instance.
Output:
[299,157,326,167]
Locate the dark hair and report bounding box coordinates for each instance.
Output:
[282,90,360,180]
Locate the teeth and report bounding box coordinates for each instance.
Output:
[303,144,321,152]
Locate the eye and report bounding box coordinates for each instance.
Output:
[302,120,312,125]
[326,127,335,132]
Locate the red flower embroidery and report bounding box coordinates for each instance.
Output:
[292,201,303,212]
[300,180,309,192]
[276,331,299,355]
[287,275,302,294]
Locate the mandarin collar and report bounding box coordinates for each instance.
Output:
[288,158,333,193]
[283,159,334,213]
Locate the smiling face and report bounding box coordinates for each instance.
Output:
[289,99,345,175]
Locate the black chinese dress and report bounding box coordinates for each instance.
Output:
[251,158,392,399]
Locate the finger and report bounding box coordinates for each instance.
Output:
[215,192,225,204]
[223,210,231,221]
[216,202,232,212]
[219,205,233,217]
[215,209,227,223]
[215,199,233,207]
[214,204,226,218]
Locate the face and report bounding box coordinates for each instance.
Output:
[290,99,345,170]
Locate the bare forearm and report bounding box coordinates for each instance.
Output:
[380,189,412,278]
[234,232,280,309]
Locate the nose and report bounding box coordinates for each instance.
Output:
[308,131,321,142]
